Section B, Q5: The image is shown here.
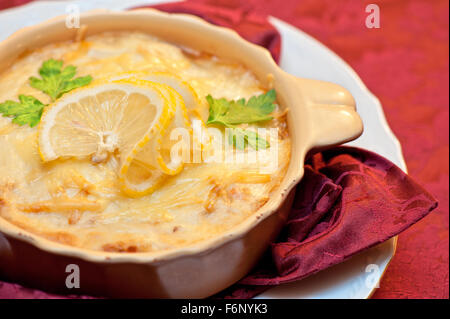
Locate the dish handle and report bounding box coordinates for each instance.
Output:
[287,76,364,149]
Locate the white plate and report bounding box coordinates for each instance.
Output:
[0,0,407,299]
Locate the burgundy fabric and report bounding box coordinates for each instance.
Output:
[0,0,444,299]
[215,147,437,298]
[144,1,281,63]
[0,282,95,299]
[0,0,32,10]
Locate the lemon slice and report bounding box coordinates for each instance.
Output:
[38,79,174,196]
[111,72,211,162]
[116,78,189,176]
[111,71,205,121]
[140,72,212,153]
[152,84,191,175]
[144,72,207,121]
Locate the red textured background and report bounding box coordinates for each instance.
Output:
[0,0,448,299]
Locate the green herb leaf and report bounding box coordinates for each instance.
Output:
[29,59,92,100]
[206,90,276,149]
[228,128,246,150]
[228,128,270,150]
[206,89,276,126]
[0,95,45,127]
[244,129,270,150]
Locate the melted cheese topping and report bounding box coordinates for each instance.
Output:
[0,32,291,252]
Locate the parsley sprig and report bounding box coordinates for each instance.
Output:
[30,59,92,101]
[0,59,92,127]
[206,89,276,149]
[0,95,44,127]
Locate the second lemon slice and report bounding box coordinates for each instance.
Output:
[113,77,191,177]
[110,72,211,168]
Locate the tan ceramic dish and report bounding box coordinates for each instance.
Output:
[0,9,363,298]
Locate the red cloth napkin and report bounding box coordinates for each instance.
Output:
[215,147,437,298]
[0,0,32,10]
[0,1,439,299]
[149,1,281,63]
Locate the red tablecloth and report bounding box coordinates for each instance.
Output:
[0,0,448,299]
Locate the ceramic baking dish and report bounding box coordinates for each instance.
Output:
[0,9,363,298]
